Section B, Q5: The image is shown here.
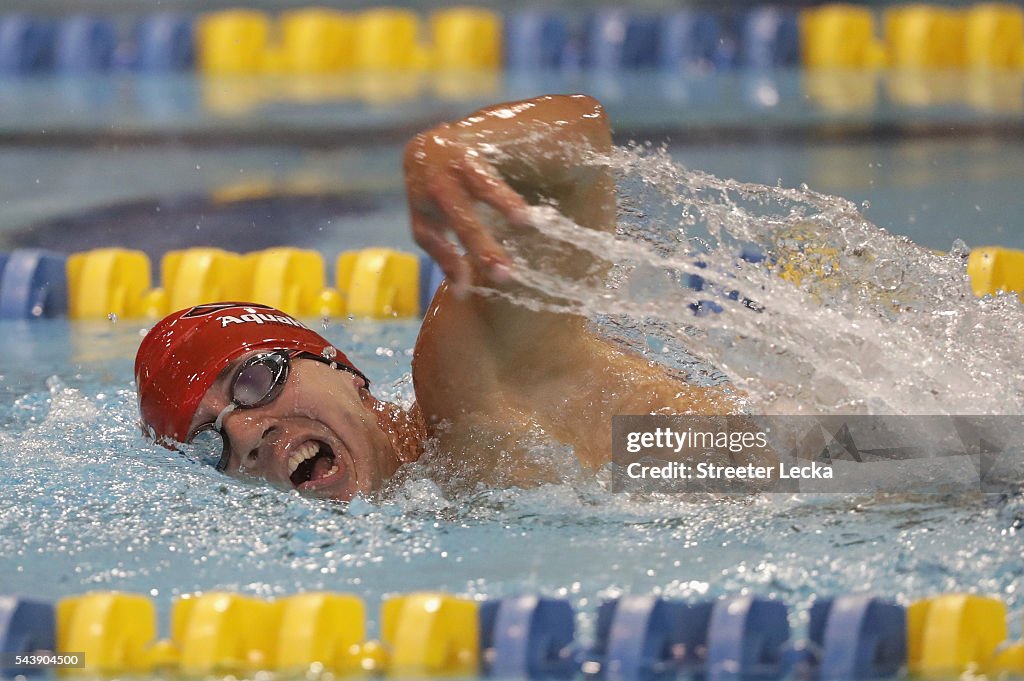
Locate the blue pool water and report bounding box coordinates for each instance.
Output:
[1,75,1023,665]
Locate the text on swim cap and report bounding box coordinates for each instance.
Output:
[218,310,309,329]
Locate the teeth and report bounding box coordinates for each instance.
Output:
[287,441,320,474]
[326,464,338,477]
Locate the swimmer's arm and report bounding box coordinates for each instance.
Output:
[407,94,615,369]
[407,94,747,470]
[408,94,616,435]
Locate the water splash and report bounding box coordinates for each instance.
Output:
[491,143,1024,416]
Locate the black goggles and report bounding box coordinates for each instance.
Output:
[184,349,368,471]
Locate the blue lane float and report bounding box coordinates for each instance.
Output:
[481,595,577,679]
[585,10,660,72]
[590,596,713,681]
[659,11,735,71]
[0,15,55,74]
[740,7,801,69]
[0,597,56,676]
[0,250,69,320]
[135,13,195,72]
[504,10,571,71]
[707,597,790,681]
[809,595,906,680]
[54,15,117,73]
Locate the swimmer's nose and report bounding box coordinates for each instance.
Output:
[219,413,279,473]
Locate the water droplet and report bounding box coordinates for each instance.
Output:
[107,313,118,323]
[861,200,871,210]
[321,346,337,360]
[321,317,330,330]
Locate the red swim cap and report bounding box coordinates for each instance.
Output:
[135,302,365,444]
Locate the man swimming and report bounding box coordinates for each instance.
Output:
[135,94,742,500]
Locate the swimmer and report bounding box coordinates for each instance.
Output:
[135,94,743,500]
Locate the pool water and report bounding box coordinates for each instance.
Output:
[1,315,1022,641]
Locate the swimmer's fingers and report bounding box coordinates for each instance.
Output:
[459,155,531,230]
[410,213,471,293]
[429,171,513,284]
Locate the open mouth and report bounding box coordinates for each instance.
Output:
[287,440,343,488]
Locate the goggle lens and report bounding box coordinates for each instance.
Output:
[185,425,230,471]
[233,356,286,407]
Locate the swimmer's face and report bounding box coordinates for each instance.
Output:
[187,353,401,501]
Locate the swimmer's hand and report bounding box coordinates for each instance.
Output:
[403,129,529,293]
[403,95,614,296]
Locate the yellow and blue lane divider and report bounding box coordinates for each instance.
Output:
[0,247,444,321]
[3,244,1024,321]
[3,5,1023,112]
[0,8,502,76]
[2,4,1023,77]
[2,591,1024,678]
